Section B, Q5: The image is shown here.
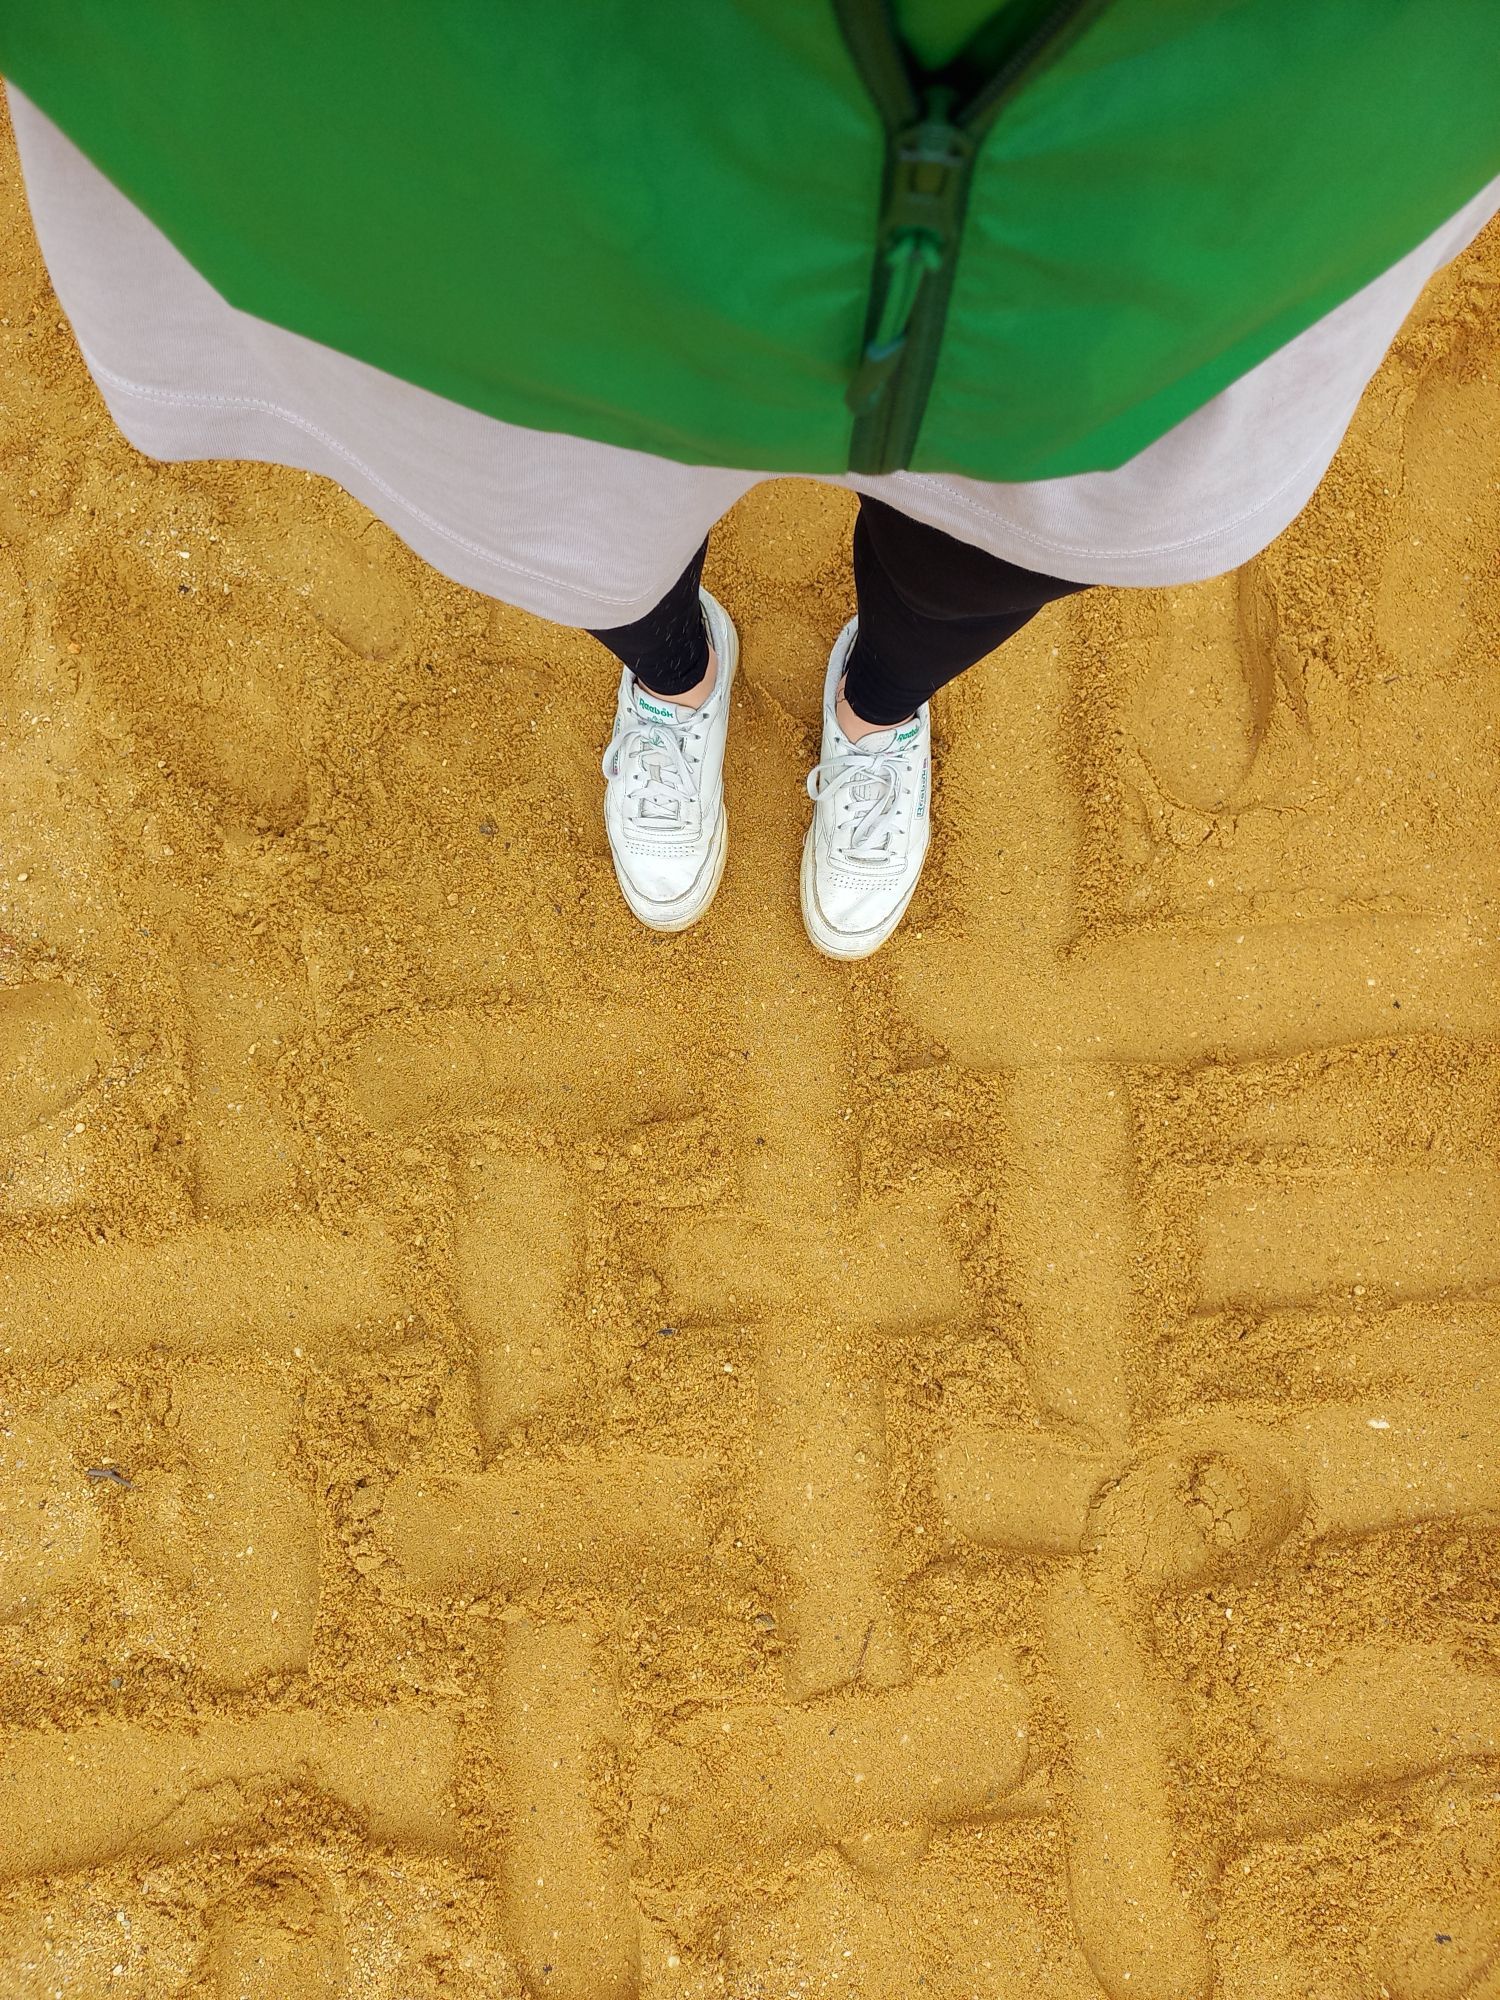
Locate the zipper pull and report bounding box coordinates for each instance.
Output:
[847,230,945,414]
[846,92,973,418]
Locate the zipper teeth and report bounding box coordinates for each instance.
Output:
[960,0,1103,132]
[842,0,1112,474]
[829,0,918,128]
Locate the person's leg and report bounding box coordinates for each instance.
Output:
[589,535,717,709]
[595,536,739,932]
[802,500,1088,958]
[838,497,1086,738]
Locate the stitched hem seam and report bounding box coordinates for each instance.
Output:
[81,349,651,609]
[84,347,1339,586]
[910,418,1345,565]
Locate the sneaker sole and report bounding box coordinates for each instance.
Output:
[798,826,921,961]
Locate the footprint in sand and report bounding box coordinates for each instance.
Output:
[185,467,420,663]
[1374,331,1500,678]
[0,1411,102,1618]
[208,1865,345,2000]
[0,981,102,1143]
[1130,561,1315,815]
[57,532,315,829]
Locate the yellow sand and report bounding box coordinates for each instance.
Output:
[1,110,1498,2000]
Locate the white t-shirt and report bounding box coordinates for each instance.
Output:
[9,83,1499,626]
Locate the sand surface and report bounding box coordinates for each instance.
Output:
[2,109,1499,2000]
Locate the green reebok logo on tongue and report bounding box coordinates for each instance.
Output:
[637,692,677,724]
[894,720,921,747]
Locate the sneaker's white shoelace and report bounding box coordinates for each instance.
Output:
[603,717,699,833]
[806,749,910,863]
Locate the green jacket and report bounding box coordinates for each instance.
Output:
[3,2,1496,480]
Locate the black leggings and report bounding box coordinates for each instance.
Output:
[589,495,1086,727]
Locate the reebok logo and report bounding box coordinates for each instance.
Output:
[637,694,677,723]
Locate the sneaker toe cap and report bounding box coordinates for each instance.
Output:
[808,864,914,947]
[611,818,726,928]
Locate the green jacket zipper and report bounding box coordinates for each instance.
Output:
[834,0,1106,475]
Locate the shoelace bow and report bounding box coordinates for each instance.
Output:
[603,715,700,832]
[806,745,912,862]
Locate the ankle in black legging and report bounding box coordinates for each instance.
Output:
[589,501,1084,720]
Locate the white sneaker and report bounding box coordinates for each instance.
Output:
[801,617,931,960]
[600,588,738,931]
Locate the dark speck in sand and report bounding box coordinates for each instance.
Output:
[84,1465,136,1490]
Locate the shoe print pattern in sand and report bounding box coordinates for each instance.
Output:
[1,112,1499,2000]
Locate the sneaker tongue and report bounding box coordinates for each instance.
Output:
[633,684,693,728]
